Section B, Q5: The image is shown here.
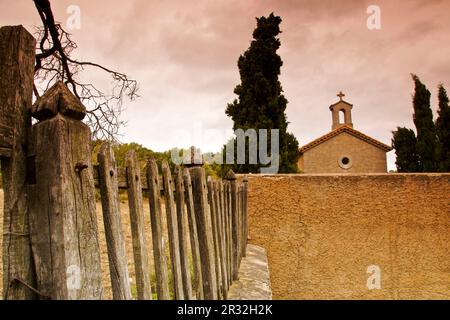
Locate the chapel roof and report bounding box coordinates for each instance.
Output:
[299,125,393,154]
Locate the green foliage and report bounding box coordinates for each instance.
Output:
[392,127,420,172]
[392,76,450,172]
[436,84,450,172]
[411,74,439,172]
[92,141,225,178]
[92,140,173,172]
[225,13,299,173]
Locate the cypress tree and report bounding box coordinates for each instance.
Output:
[411,74,439,172]
[225,13,299,173]
[436,84,450,172]
[392,127,420,172]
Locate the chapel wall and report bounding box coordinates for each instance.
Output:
[299,132,388,173]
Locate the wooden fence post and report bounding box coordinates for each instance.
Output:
[222,181,232,289]
[98,143,132,300]
[225,170,239,281]
[221,182,230,290]
[242,176,249,258]
[207,178,223,299]
[161,161,184,300]
[27,82,102,299]
[125,150,152,300]
[224,181,232,287]
[237,184,241,267]
[0,25,36,299]
[239,184,245,260]
[174,165,193,300]
[189,167,217,300]
[215,180,228,298]
[146,158,170,300]
[183,168,204,300]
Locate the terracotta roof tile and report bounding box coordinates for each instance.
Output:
[299,125,392,154]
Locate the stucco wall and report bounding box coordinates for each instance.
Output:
[298,132,388,173]
[247,173,450,299]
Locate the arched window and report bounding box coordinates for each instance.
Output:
[339,109,345,124]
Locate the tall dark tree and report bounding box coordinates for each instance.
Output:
[436,84,450,172]
[411,74,439,172]
[225,13,299,173]
[392,127,420,172]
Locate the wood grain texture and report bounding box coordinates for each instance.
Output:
[226,172,239,281]
[223,182,232,288]
[0,25,36,300]
[189,167,217,300]
[98,143,132,300]
[238,185,244,263]
[161,161,184,300]
[30,81,86,121]
[183,168,204,300]
[174,165,193,300]
[207,178,223,299]
[125,151,152,300]
[225,182,233,287]
[145,158,170,300]
[216,180,228,296]
[28,114,102,299]
[242,177,249,258]
[0,124,13,152]
[94,165,151,191]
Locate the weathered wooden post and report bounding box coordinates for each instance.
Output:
[98,143,132,300]
[0,25,36,300]
[239,184,245,261]
[224,170,239,281]
[125,150,152,300]
[183,168,204,300]
[215,180,228,298]
[174,165,193,300]
[242,176,249,258]
[27,82,102,299]
[161,161,184,300]
[146,158,170,300]
[236,184,241,267]
[224,181,233,287]
[221,182,231,290]
[207,177,223,299]
[189,167,217,300]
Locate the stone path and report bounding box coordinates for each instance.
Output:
[228,244,272,300]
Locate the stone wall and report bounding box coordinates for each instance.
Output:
[298,132,388,173]
[246,173,450,299]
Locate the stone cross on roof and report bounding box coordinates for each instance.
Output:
[337,91,345,101]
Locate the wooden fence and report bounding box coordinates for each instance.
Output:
[0,25,248,300]
[93,145,248,300]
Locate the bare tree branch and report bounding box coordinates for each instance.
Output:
[32,0,139,140]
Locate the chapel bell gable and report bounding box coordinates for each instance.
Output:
[329,91,353,130]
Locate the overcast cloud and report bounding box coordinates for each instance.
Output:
[1,0,450,170]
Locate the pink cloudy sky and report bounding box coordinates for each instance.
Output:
[1,0,450,170]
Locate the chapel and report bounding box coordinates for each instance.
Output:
[297,92,392,173]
